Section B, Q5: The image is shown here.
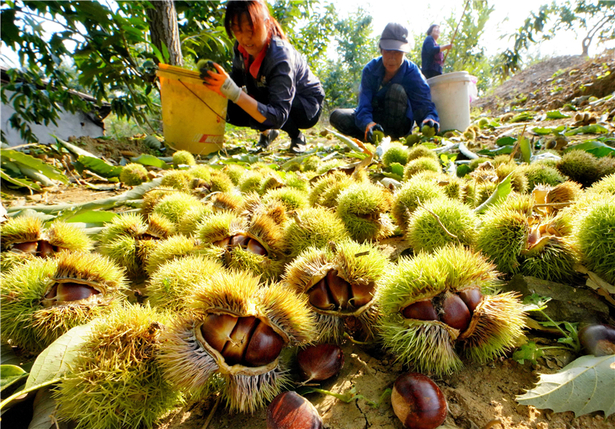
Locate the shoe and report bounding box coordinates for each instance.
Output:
[289,133,307,154]
[258,129,279,149]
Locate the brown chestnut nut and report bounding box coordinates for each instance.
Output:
[391,372,447,429]
[440,293,471,332]
[579,324,615,357]
[267,391,323,429]
[458,288,482,313]
[297,344,344,383]
[402,300,439,321]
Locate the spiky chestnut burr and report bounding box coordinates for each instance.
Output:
[406,198,478,253]
[586,173,615,197]
[145,235,203,276]
[403,157,441,180]
[0,216,93,270]
[158,270,316,413]
[120,163,149,186]
[239,170,266,194]
[391,174,447,232]
[140,187,178,217]
[284,207,350,259]
[152,192,204,226]
[495,163,528,194]
[574,197,615,284]
[308,171,354,208]
[160,169,195,190]
[522,163,565,190]
[97,213,175,281]
[54,304,180,429]
[406,145,438,162]
[222,163,246,185]
[336,182,393,242]
[283,240,389,343]
[377,246,525,376]
[177,203,214,236]
[146,254,226,311]
[263,187,310,211]
[0,251,128,354]
[382,142,410,167]
[556,150,603,187]
[172,149,196,168]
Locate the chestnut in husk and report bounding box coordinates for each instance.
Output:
[579,324,615,356]
[391,372,447,429]
[267,391,323,429]
[297,344,344,383]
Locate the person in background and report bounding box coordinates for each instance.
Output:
[421,24,452,79]
[329,22,440,143]
[201,0,324,154]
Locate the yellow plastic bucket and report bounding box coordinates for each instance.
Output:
[156,63,228,155]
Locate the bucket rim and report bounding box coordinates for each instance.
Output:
[427,71,472,85]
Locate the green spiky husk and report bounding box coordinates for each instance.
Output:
[221,366,291,413]
[403,157,441,179]
[378,318,462,375]
[308,171,353,208]
[147,255,226,311]
[523,163,565,190]
[574,197,615,283]
[239,171,265,194]
[209,170,235,193]
[587,173,615,197]
[47,221,94,252]
[302,155,320,172]
[160,170,195,190]
[141,188,179,216]
[189,164,213,181]
[263,187,309,211]
[316,159,346,175]
[1,253,128,354]
[336,183,391,242]
[556,150,602,187]
[407,145,438,162]
[0,215,43,250]
[198,211,243,244]
[221,164,246,185]
[460,292,526,363]
[178,204,214,236]
[158,315,222,399]
[97,234,141,279]
[97,212,148,243]
[520,237,578,282]
[0,251,36,272]
[283,171,310,192]
[226,248,287,282]
[496,163,528,194]
[498,194,533,216]
[54,304,180,429]
[391,176,447,231]
[259,173,285,195]
[435,245,499,292]
[476,208,527,274]
[382,143,409,167]
[284,207,350,258]
[120,163,149,186]
[152,192,203,225]
[248,212,288,255]
[190,269,261,315]
[172,150,197,168]
[407,198,478,253]
[145,235,201,275]
[442,176,467,201]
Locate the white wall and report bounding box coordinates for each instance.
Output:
[1,92,105,146]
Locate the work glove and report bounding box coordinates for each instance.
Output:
[200,61,242,103]
[365,122,385,144]
[421,119,440,137]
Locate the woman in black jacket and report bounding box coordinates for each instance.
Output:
[202,0,324,153]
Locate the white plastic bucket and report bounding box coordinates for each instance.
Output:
[427,71,472,132]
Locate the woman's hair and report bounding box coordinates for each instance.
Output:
[224,0,287,41]
[427,24,438,36]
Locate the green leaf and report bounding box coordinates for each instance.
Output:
[0,169,41,191]
[28,387,57,429]
[546,110,569,119]
[456,164,472,177]
[517,354,615,417]
[0,149,68,184]
[509,112,534,123]
[512,342,544,365]
[1,344,23,367]
[564,124,609,136]
[77,155,123,178]
[64,210,118,224]
[477,146,514,156]
[531,125,566,136]
[26,324,94,390]
[388,162,404,177]
[54,137,100,159]
[564,141,615,158]
[130,154,171,170]
[0,365,28,392]
[519,135,532,163]
[474,173,513,214]
[496,136,517,146]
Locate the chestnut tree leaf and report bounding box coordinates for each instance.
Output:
[0,365,28,392]
[25,323,94,390]
[28,387,57,429]
[516,354,615,417]
[474,172,512,214]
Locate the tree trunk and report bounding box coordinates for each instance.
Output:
[146,0,183,66]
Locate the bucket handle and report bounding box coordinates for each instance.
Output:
[178,79,227,123]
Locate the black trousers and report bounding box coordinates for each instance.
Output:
[329,83,413,141]
[227,97,322,139]
[422,69,441,79]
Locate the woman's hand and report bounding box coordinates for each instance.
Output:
[441,44,453,51]
[202,62,242,103]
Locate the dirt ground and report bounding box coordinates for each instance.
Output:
[2,53,615,429]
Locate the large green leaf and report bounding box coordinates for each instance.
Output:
[564,141,615,158]
[26,323,94,389]
[75,155,123,178]
[496,136,517,146]
[63,210,118,224]
[546,110,569,119]
[519,135,532,163]
[517,354,615,417]
[0,365,28,393]
[0,169,41,191]
[564,124,609,136]
[0,149,68,184]
[131,154,171,170]
[477,146,514,156]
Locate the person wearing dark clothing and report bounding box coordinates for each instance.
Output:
[329,22,440,143]
[202,0,324,153]
[421,24,452,79]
